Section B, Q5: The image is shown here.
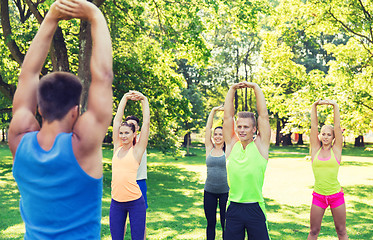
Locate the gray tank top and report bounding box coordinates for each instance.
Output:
[204,150,229,194]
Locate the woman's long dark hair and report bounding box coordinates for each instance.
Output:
[214,126,225,152]
[120,122,137,145]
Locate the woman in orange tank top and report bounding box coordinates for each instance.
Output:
[110,90,150,240]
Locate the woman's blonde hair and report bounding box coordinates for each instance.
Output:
[320,124,334,138]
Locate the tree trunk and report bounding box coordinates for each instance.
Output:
[24,0,69,72]
[183,132,191,152]
[354,135,365,147]
[234,48,239,112]
[50,27,70,72]
[1,0,24,66]
[0,75,16,101]
[282,133,293,146]
[297,133,304,145]
[187,135,190,155]
[78,20,93,113]
[275,117,281,146]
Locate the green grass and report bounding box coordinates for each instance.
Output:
[0,141,372,239]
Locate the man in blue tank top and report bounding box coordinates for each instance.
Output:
[8,0,113,239]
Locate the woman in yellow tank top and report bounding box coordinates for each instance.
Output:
[110,90,150,240]
[308,99,347,240]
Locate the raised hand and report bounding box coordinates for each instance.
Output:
[319,99,337,106]
[231,81,258,90]
[314,99,337,106]
[125,90,146,101]
[53,0,98,21]
[231,82,248,90]
[123,91,134,101]
[49,0,72,21]
[243,82,258,89]
[213,105,224,111]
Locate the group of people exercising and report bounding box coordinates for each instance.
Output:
[8,0,348,239]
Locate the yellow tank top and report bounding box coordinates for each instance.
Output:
[312,148,341,195]
[227,141,267,203]
[111,147,142,202]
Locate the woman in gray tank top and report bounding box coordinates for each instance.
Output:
[204,106,229,240]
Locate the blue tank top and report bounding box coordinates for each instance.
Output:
[13,132,103,240]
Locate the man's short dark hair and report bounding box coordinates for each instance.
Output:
[125,115,140,124]
[37,72,82,122]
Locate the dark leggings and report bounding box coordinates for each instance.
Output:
[203,190,229,240]
[110,197,146,240]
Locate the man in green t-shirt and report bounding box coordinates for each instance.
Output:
[223,82,271,240]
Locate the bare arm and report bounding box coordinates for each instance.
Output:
[223,83,245,155]
[327,100,343,159]
[61,0,113,178]
[8,2,65,157]
[249,83,270,151]
[133,92,150,163]
[332,102,343,151]
[205,106,223,154]
[113,92,131,152]
[72,0,113,141]
[310,100,321,157]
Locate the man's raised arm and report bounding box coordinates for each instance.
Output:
[71,0,113,141]
[249,82,270,149]
[223,83,245,149]
[8,3,65,156]
[87,1,113,128]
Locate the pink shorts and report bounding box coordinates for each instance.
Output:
[312,190,345,209]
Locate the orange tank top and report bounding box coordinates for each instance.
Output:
[111,147,142,202]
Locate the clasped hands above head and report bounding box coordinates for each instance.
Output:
[232,81,258,90]
[125,90,146,101]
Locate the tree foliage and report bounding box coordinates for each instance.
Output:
[0,0,371,150]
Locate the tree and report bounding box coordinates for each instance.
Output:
[0,0,107,111]
[102,0,211,152]
[201,0,269,111]
[259,28,310,146]
[306,0,373,145]
[176,59,206,154]
[0,0,212,152]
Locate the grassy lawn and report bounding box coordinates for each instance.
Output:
[1,142,372,239]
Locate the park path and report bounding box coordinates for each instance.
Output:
[180,155,373,207]
[174,155,373,239]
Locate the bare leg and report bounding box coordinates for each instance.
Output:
[307,204,326,240]
[124,212,128,238]
[125,213,146,239]
[331,204,348,240]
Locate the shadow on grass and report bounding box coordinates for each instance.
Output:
[341,161,373,167]
[0,154,24,240]
[148,148,207,166]
[342,143,373,157]
[264,198,310,239]
[269,145,309,159]
[269,152,308,159]
[146,164,206,231]
[264,185,373,240]
[1,142,371,239]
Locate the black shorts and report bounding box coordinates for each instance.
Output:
[224,202,270,240]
